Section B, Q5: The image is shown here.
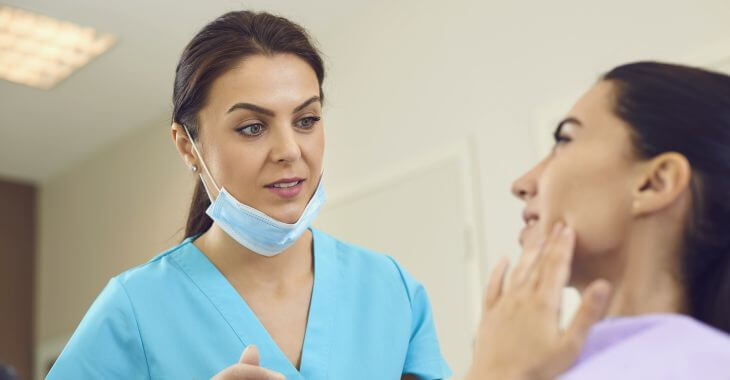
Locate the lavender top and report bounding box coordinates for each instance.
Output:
[560,314,730,379]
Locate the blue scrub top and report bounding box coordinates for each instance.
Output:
[48,229,452,379]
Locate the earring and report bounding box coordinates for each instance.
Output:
[191,164,198,173]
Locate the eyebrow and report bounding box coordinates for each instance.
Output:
[554,116,583,134]
[226,96,321,116]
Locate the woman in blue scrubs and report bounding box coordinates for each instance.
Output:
[48,11,450,380]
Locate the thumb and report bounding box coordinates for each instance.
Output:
[239,344,260,366]
[563,279,612,355]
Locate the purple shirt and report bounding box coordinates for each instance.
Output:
[560,314,730,379]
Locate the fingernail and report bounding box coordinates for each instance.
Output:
[592,282,610,303]
[552,221,564,235]
[562,226,574,236]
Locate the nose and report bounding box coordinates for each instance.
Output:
[269,124,301,164]
[511,159,544,201]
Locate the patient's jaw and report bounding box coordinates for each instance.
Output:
[512,81,692,316]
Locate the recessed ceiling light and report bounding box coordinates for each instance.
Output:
[0,6,116,90]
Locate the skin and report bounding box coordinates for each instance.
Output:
[467,223,612,380]
[173,53,323,377]
[172,53,421,379]
[467,80,694,379]
[511,80,691,316]
[172,56,693,378]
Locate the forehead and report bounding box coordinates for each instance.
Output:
[565,81,638,157]
[568,81,616,120]
[206,53,320,109]
[568,82,629,134]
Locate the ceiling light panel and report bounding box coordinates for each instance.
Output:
[0,6,116,89]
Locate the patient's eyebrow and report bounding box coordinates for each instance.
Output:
[553,116,582,134]
[557,117,583,130]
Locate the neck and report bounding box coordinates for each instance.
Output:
[576,220,688,317]
[194,223,314,286]
[605,264,687,317]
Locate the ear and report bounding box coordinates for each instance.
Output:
[171,122,197,170]
[631,152,691,217]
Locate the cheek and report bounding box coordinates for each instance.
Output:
[217,143,266,200]
[301,130,325,170]
[537,163,580,235]
[539,156,634,256]
[570,191,633,257]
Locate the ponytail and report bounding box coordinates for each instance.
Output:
[183,179,213,240]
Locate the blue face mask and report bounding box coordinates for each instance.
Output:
[183,125,326,257]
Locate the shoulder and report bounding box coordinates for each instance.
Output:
[71,238,196,323]
[563,314,730,380]
[313,228,391,264]
[314,229,409,276]
[312,229,426,304]
[612,313,730,353]
[112,237,197,292]
[652,314,730,355]
[629,315,730,376]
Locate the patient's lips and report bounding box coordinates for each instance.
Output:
[519,209,539,246]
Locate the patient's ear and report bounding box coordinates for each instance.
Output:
[631,152,691,217]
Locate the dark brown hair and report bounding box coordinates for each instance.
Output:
[604,62,730,333]
[171,11,325,239]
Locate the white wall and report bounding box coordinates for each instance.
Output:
[313,0,730,277]
[36,118,194,343]
[35,0,730,377]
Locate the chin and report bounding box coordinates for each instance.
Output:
[270,213,298,224]
[281,216,300,224]
[521,223,550,251]
[272,205,307,224]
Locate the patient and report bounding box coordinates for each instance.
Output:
[469,61,730,379]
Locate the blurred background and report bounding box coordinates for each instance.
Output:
[1,0,729,379]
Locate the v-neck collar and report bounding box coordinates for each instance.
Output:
[298,229,341,378]
[170,229,341,379]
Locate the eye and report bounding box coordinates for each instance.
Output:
[237,123,265,137]
[553,130,572,146]
[295,116,321,130]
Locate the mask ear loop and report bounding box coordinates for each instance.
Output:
[182,124,221,201]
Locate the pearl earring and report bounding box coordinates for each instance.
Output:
[191,164,198,173]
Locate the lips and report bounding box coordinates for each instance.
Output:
[265,177,306,199]
[265,177,305,188]
[522,210,539,226]
[519,209,540,246]
[270,180,302,188]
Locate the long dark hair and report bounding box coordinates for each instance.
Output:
[603,62,730,333]
[171,11,325,239]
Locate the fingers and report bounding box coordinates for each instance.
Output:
[508,238,545,289]
[562,279,612,355]
[258,367,286,380]
[483,256,510,310]
[535,225,577,307]
[526,222,566,285]
[210,345,285,380]
[216,364,286,380]
[239,344,260,366]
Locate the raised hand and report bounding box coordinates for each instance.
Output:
[211,345,286,380]
[467,222,612,380]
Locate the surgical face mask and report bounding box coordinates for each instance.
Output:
[182,125,326,257]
